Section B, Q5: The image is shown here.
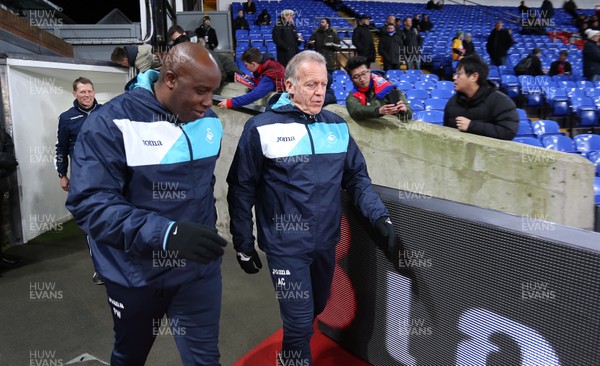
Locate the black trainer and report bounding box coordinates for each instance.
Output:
[92,272,104,285]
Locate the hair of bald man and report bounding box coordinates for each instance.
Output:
[157,42,218,84]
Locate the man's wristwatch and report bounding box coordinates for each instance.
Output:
[58,173,65,179]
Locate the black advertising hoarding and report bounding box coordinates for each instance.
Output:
[318,186,600,365]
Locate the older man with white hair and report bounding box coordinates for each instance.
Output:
[583,28,600,81]
[272,9,302,67]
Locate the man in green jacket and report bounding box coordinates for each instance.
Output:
[345,56,412,121]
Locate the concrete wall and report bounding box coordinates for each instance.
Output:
[212,83,595,235]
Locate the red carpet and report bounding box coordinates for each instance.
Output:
[233,322,371,366]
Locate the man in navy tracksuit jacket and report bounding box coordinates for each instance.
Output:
[66,43,228,366]
[55,77,100,192]
[227,50,396,365]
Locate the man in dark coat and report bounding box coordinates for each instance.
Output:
[307,18,341,73]
[378,23,403,71]
[272,9,301,67]
[352,15,376,64]
[549,50,572,76]
[486,21,514,66]
[233,10,250,32]
[195,15,219,50]
[443,55,518,140]
[0,126,19,270]
[400,17,423,69]
[583,29,600,81]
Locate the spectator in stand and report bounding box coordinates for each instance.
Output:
[379,15,396,35]
[243,0,256,14]
[272,9,302,67]
[463,33,476,57]
[218,47,285,109]
[486,21,514,66]
[345,56,412,121]
[233,10,250,32]
[352,15,376,64]
[451,30,465,61]
[541,0,554,21]
[307,18,341,73]
[395,18,403,31]
[401,17,424,69]
[111,45,161,73]
[518,1,529,14]
[168,25,197,44]
[548,50,572,76]
[563,0,578,20]
[379,23,403,71]
[255,9,272,26]
[583,29,600,81]
[412,14,422,31]
[420,14,434,32]
[444,55,518,140]
[168,27,242,88]
[195,15,219,50]
[426,0,443,10]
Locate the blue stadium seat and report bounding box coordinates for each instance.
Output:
[513,136,543,147]
[436,81,454,90]
[516,120,535,137]
[385,69,404,82]
[424,98,448,111]
[594,177,600,204]
[414,81,436,91]
[589,151,600,176]
[541,135,577,153]
[406,89,430,100]
[430,89,454,99]
[532,119,563,138]
[414,110,444,124]
[574,134,600,157]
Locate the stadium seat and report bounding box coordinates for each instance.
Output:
[406,89,430,100]
[414,81,436,91]
[430,89,454,99]
[413,110,444,124]
[541,135,577,153]
[385,69,404,82]
[574,134,600,157]
[436,81,454,90]
[516,120,535,137]
[589,151,600,176]
[532,119,563,138]
[424,98,448,111]
[513,136,543,147]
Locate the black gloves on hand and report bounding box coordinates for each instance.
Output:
[375,216,397,255]
[165,222,227,264]
[236,250,263,274]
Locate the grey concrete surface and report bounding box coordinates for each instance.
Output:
[0,221,280,366]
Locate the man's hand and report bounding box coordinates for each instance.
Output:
[60,176,70,192]
[236,250,263,274]
[375,216,396,255]
[455,116,471,131]
[379,104,401,116]
[165,222,227,264]
[218,100,229,109]
[395,100,408,113]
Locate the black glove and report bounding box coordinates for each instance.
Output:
[375,216,396,255]
[165,222,227,264]
[236,250,263,274]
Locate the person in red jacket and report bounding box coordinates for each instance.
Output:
[218,47,285,109]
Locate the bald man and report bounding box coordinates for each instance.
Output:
[66,43,228,366]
